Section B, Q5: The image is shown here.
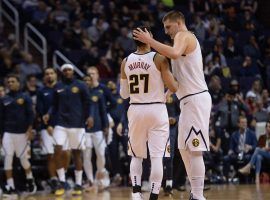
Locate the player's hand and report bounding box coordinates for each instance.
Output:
[116,123,123,136]
[133,28,152,45]
[169,117,176,125]
[43,114,50,125]
[86,117,94,129]
[47,126,54,136]
[26,129,34,141]
[165,90,173,101]
[244,144,252,153]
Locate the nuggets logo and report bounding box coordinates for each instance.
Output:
[167,145,171,153]
[71,86,79,93]
[192,138,200,147]
[167,96,173,104]
[117,98,123,104]
[99,89,103,94]
[92,96,98,102]
[16,98,24,105]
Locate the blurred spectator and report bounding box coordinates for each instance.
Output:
[243,36,261,59]
[87,18,109,43]
[229,79,244,98]
[224,36,241,58]
[205,43,227,67]
[96,57,114,79]
[253,99,269,122]
[246,79,262,101]
[239,120,270,184]
[24,74,39,109]
[17,53,42,83]
[223,116,257,182]
[189,0,209,16]
[31,1,50,25]
[261,89,270,112]
[190,15,206,44]
[239,56,259,77]
[240,0,258,14]
[116,27,136,55]
[208,75,224,106]
[214,89,249,134]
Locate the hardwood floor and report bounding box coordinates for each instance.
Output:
[9,184,270,200]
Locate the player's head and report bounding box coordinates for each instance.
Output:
[238,115,247,131]
[44,67,57,84]
[83,75,92,88]
[7,74,20,91]
[87,66,99,83]
[133,26,152,47]
[162,11,185,39]
[61,64,74,79]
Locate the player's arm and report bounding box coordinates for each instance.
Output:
[133,28,188,59]
[120,58,130,99]
[0,99,4,144]
[155,53,179,93]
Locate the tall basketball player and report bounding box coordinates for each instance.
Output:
[133,11,212,200]
[120,26,179,200]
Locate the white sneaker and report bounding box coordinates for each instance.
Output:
[132,192,143,200]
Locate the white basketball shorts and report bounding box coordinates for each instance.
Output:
[127,103,170,158]
[53,126,85,150]
[178,91,212,151]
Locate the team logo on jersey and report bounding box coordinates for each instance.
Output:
[167,145,171,153]
[16,98,24,105]
[166,96,173,104]
[117,98,123,104]
[99,89,103,94]
[71,86,79,93]
[92,96,98,102]
[192,138,200,147]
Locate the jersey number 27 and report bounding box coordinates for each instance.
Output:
[129,74,149,94]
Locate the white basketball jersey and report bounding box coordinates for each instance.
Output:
[171,38,208,99]
[125,52,165,104]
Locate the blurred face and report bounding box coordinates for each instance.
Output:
[163,19,181,39]
[44,68,57,84]
[238,118,247,130]
[62,68,74,79]
[266,123,270,135]
[27,77,37,87]
[83,76,92,88]
[0,86,5,97]
[7,77,20,91]
[87,68,99,83]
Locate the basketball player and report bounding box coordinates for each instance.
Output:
[0,74,36,197]
[133,11,212,200]
[36,68,70,192]
[120,26,179,200]
[43,64,92,196]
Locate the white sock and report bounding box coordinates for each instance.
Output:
[166,180,173,187]
[150,157,163,195]
[83,148,94,183]
[130,157,143,187]
[57,168,66,182]
[26,171,33,179]
[150,181,161,194]
[190,176,205,200]
[7,178,15,189]
[75,170,83,186]
[190,151,205,200]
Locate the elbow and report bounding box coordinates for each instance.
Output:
[170,51,181,60]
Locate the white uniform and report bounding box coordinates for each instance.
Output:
[171,38,212,151]
[125,52,169,158]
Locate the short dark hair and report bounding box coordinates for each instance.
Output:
[162,11,185,23]
[7,74,20,82]
[133,26,151,47]
[45,67,57,73]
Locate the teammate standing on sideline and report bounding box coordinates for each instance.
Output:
[82,75,109,191]
[120,26,179,200]
[43,64,93,196]
[36,67,69,192]
[133,11,212,200]
[0,74,37,197]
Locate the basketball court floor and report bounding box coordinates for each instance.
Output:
[12,184,270,200]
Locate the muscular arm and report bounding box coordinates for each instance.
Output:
[133,29,188,59]
[154,53,179,93]
[120,58,130,99]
